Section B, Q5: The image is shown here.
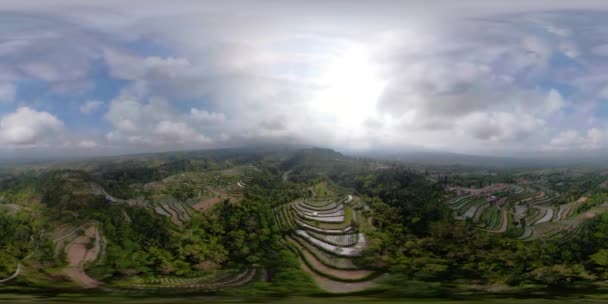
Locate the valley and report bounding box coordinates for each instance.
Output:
[1,148,608,300]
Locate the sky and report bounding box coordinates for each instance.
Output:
[2,0,608,159]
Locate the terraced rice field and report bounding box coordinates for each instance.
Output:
[295,230,364,257]
[307,231,359,247]
[448,184,598,242]
[151,202,195,225]
[287,235,360,270]
[51,223,102,288]
[273,188,379,293]
[112,269,256,292]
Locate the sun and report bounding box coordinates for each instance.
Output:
[311,44,386,130]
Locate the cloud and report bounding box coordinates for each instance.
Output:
[2,2,608,157]
[0,13,102,88]
[591,44,608,56]
[77,140,98,148]
[543,89,565,116]
[103,49,192,81]
[460,112,544,142]
[80,100,103,113]
[105,94,214,147]
[543,128,608,151]
[155,120,211,144]
[189,108,226,123]
[0,107,64,147]
[259,116,287,131]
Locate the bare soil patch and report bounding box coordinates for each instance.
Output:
[63,226,100,288]
[192,197,222,212]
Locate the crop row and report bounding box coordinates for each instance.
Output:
[294,207,345,223]
[478,207,501,230]
[307,231,359,247]
[295,230,362,257]
[294,218,355,235]
[125,269,256,290]
[285,237,376,282]
[295,201,344,215]
[287,235,359,270]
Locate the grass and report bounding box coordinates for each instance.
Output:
[318,206,353,230]
[505,213,524,237]
[455,199,484,215]
[487,209,501,230]
[451,198,474,211]
[524,208,541,223]
[478,207,499,229]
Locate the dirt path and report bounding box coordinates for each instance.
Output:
[63,268,100,288]
[192,197,222,212]
[299,257,378,293]
[63,226,101,288]
[0,235,37,284]
[290,238,373,280]
[0,263,21,284]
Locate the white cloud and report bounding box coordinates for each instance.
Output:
[105,94,214,147]
[543,89,564,116]
[77,140,97,148]
[547,130,584,149]
[80,100,103,113]
[460,112,544,142]
[190,108,226,123]
[543,128,608,151]
[3,2,608,156]
[103,49,192,81]
[583,128,607,150]
[0,107,64,147]
[155,120,211,144]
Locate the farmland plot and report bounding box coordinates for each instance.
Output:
[272,186,377,293]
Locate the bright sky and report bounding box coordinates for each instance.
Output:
[1,0,608,159]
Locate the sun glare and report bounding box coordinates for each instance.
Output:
[312,44,386,130]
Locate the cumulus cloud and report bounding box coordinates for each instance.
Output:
[103,49,192,81]
[544,128,608,151]
[460,112,544,142]
[543,128,608,151]
[80,100,103,113]
[2,1,608,156]
[155,120,211,144]
[0,107,64,147]
[105,94,214,147]
[190,108,226,123]
[77,140,98,148]
[0,13,101,89]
